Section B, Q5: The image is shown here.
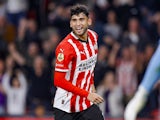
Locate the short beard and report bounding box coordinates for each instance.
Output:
[73,27,88,36]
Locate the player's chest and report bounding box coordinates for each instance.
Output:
[75,41,98,60]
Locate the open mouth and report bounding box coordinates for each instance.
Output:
[75,28,83,33]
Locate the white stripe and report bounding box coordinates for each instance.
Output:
[65,61,72,81]
[55,68,69,72]
[82,98,87,110]
[75,96,80,112]
[71,32,79,39]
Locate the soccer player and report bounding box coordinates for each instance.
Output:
[53,4,104,120]
[124,40,160,120]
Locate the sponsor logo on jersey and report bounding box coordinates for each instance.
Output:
[78,55,97,71]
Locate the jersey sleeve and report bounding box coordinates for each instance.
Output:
[55,42,74,72]
[54,71,89,97]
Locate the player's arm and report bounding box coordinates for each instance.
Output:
[54,71,104,104]
[54,71,89,97]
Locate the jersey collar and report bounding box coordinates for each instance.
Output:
[71,31,88,43]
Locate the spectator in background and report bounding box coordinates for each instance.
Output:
[24,19,40,46]
[121,17,149,51]
[116,45,138,105]
[104,10,122,40]
[114,0,141,30]
[94,45,110,87]
[149,12,160,43]
[0,1,16,44]
[48,29,60,51]
[2,70,27,116]
[27,56,52,111]
[26,42,40,67]
[7,43,26,67]
[144,44,155,68]
[33,103,46,118]
[0,59,6,115]
[48,4,70,39]
[94,38,120,87]
[39,27,60,68]
[16,18,40,49]
[5,55,16,74]
[97,71,124,118]
[6,0,28,27]
[89,10,105,45]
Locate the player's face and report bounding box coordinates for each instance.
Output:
[70,13,91,37]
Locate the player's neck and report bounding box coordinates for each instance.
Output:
[77,32,88,42]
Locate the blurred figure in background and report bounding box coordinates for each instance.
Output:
[94,45,110,87]
[27,55,52,112]
[121,17,149,51]
[26,42,40,67]
[97,71,124,118]
[116,45,138,105]
[2,70,27,116]
[6,0,28,27]
[104,10,122,40]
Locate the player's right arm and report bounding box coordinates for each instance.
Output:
[54,71,104,104]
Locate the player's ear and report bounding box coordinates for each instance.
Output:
[88,18,92,26]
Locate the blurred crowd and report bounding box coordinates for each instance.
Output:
[0,0,160,119]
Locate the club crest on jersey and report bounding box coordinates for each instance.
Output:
[57,53,64,62]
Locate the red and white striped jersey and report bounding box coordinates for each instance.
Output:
[53,29,98,113]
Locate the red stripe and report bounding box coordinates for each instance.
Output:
[69,46,76,112]
[71,95,76,112]
[70,64,76,112]
[79,96,83,111]
[86,42,92,56]
[85,96,91,107]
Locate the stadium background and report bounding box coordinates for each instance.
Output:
[0,0,160,119]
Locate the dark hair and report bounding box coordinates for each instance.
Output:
[10,73,19,87]
[70,4,89,17]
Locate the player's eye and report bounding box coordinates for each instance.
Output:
[79,18,85,21]
[71,19,77,22]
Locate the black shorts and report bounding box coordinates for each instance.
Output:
[53,104,104,120]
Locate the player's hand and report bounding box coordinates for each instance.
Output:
[91,84,96,93]
[87,93,104,104]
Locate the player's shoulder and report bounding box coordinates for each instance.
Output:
[56,34,74,52]
[88,29,98,37]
